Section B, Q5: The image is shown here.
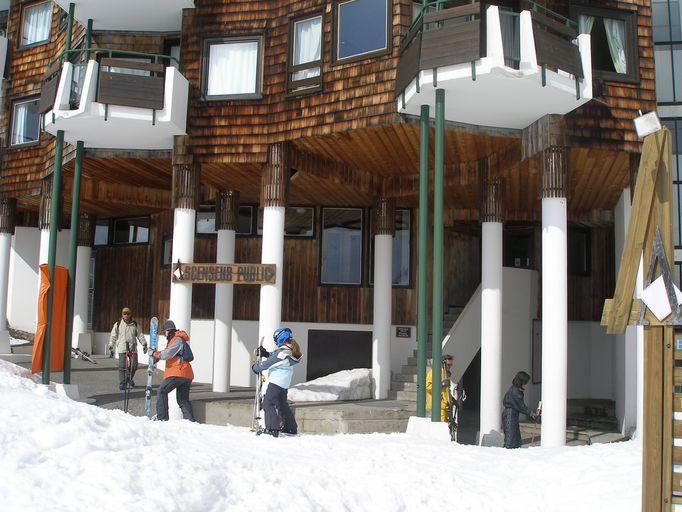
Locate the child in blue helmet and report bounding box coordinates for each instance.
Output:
[251,327,302,437]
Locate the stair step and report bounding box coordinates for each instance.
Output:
[401,364,417,374]
[391,381,417,391]
[394,373,418,383]
[406,356,433,366]
[388,390,417,401]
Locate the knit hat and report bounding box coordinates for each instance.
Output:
[162,320,177,332]
[121,307,131,315]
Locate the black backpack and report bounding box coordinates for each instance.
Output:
[178,339,194,363]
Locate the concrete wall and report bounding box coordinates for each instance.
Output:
[93,321,416,386]
[567,322,616,400]
[7,227,71,333]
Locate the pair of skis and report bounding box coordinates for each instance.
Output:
[442,361,466,443]
[144,317,159,419]
[251,337,265,433]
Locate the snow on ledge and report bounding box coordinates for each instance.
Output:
[288,368,372,402]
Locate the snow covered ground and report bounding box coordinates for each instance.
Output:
[0,359,641,512]
[288,368,372,402]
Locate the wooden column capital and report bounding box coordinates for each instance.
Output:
[77,213,96,247]
[39,175,62,230]
[261,142,290,208]
[480,156,504,223]
[0,198,17,235]
[373,196,396,236]
[172,163,200,210]
[216,190,240,231]
[540,146,569,199]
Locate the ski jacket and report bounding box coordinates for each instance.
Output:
[109,319,147,354]
[502,385,535,420]
[155,331,194,381]
[426,368,451,421]
[251,345,300,389]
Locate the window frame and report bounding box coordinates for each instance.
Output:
[93,218,111,247]
[319,206,364,286]
[570,4,640,84]
[333,0,392,65]
[257,205,317,238]
[9,95,41,148]
[287,11,324,95]
[201,35,264,101]
[111,216,150,246]
[161,234,173,268]
[19,0,52,49]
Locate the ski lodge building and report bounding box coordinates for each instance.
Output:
[0,0,662,445]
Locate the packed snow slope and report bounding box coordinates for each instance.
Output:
[0,360,640,512]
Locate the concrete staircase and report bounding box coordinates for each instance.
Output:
[388,305,464,401]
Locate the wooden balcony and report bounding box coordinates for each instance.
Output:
[41,53,188,150]
[395,2,592,129]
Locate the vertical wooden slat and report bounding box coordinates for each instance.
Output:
[643,327,664,512]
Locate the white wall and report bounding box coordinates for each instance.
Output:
[94,320,416,386]
[567,322,616,400]
[7,227,71,333]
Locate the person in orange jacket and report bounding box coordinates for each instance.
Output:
[151,320,195,421]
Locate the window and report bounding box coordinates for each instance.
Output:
[321,208,363,284]
[20,1,51,47]
[335,0,389,61]
[288,14,323,93]
[10,98,40,146]
[653,0,682,43]
[504,228,534,269]
[257,206,315,237]
[94,219,110,246]
[194,206,255,235]
[568,228,591,275]
[112,217,149,244]
[162,236,173,267]
[202,36,263,99]
[369,209,411,286]
[196,210,216,234]
[573,6,639,83]
[653,1,682,103]
[662,118,682,248]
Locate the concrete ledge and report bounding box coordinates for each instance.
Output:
[0,330,10,354]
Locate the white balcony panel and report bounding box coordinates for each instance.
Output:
[53,0,194,31]
[44,61,188,150]
[397,7,592,130]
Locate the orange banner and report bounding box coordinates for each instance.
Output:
[31,264,68,374]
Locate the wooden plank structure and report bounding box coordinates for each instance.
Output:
[172,263,276,285]
[600,128,675,511]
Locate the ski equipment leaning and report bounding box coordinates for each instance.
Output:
[251,337,266,434]
[145,317,159,419]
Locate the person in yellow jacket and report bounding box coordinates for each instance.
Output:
[426,354,454,421]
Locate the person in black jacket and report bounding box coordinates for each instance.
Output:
[502,371,539,449]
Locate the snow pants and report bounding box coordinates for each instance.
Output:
[156,376,195,421]
[263,383,297,434]
[117,352,138,387]
[502,408,522,449]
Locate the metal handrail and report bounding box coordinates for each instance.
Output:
[49,47,179,69]
[522,0,577,29]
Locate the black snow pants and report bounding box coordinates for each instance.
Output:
[156,376,195,421]
[263,383,297,434]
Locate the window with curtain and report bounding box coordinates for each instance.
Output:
[573,6,638,82]
[21,1,51,47]
[289,14,322,93]
[321,208,363,284]
[336,0,389,61]
[11,98,40,146]
[203,37,262,99]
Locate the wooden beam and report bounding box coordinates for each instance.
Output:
[63,177,171,211]
[643,327,664,511]
[521,114,568,161]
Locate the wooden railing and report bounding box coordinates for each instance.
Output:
[97,58,165,110]
[531,10,583,78]
[38,61,62,115]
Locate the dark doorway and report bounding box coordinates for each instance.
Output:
[504,229,534,269]
[306,330,372,381]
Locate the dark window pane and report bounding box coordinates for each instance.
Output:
[653,0,672,42]
[580,15,627,74]
[285,207,314,236]
[322,208,362,284]
[113,217,149,244]
[337,0,387,60]
[237,206,253,235]
[655,45,675,102]
[568,229,591,275]
[11,99,40,145]
[393,210,410,285]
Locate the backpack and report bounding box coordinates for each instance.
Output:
[178,339,194,363]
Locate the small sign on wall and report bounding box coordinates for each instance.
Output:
[395,326,411,338]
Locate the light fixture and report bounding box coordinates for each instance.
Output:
[634,110,662,138]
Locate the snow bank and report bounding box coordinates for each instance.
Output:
[288,368,372,402]
[0,359,641,512]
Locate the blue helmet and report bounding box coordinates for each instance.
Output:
[273,327,292,346]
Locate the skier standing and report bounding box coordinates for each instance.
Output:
[109,307,147,390]
[251,328,302,437]
[502,371,538,449]
[426,354,454,421]
[151,320,196,422]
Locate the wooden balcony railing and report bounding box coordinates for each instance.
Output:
[97,58,165,110]
[38,61,62,115]
[530,10,583,78]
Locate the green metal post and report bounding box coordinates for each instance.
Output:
[431,89,445,422]
[63,141,84,385]
[85,19,92,60]
[42,130,64,385]
[417,105,430,418]
[65,3,75,52]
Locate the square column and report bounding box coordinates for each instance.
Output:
[0,198,16,353]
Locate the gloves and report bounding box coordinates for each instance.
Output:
[108,346,115,358]
[251,363,259,374]
[440,379,449,387]
[143,345,148,355]
[256,346,270,358]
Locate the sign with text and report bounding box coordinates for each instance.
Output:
[395,326,411,338]
[173,263,276,285]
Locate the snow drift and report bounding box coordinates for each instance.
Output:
[0,359,641,512]
[288,368,372,402]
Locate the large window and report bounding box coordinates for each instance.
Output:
[257,207,315,237]
[335,0,390,62]
[20,1,51,48]
[196,205,257,235]
[10,98,40,146]
[202,37,263,100]
[653,1,682,103]
[288,14,323,94]
[663,118,682,248]
[321,208,363,284]
[112,217,149,245]
[573,6,638,83]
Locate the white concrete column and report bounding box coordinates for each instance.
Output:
[169,207,195,334]
[540,145,568,448]
[0,231,11,353]
[39,229,50,265]
[213,190,239,393]
[258,206,285,352]
[72,245,91,349]
[480,221,503,435]
[373,234,393,399]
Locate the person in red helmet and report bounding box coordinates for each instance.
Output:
[151,320,196,422]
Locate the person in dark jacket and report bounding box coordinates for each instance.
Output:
[252,327,302,437]
[502,371,538,449]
